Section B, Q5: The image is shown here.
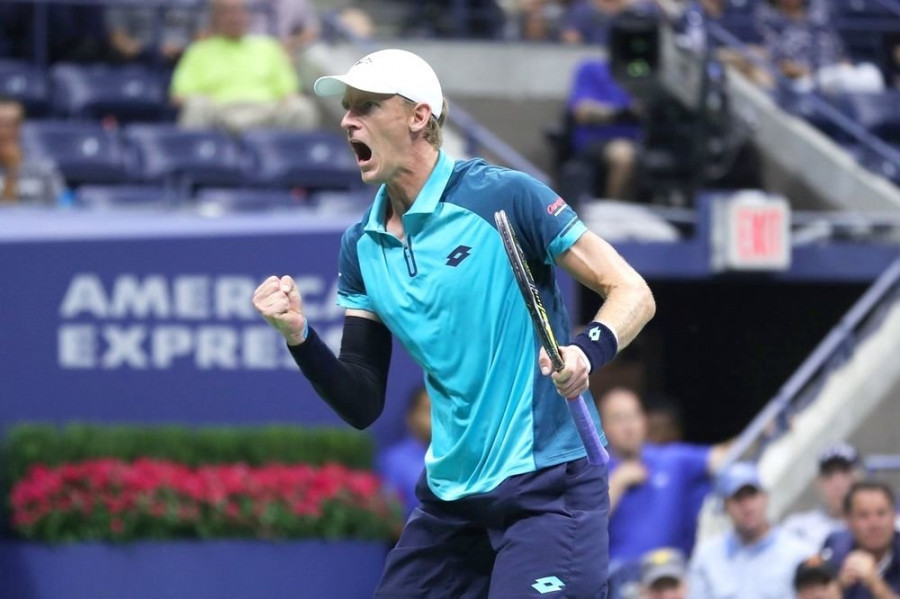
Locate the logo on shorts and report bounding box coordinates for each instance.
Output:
[532,576,566,594]
[546,197,567,216]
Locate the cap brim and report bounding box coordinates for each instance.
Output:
[313,73,398,98]
[644,565,685,586]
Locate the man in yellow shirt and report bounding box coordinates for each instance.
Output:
[170,0,318,133]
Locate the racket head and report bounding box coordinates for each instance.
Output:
[494,210,565,371]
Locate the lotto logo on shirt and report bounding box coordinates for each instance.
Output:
[546,197,567,216]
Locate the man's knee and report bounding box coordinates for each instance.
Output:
[277,95,320,130]
[604,140,636,168]
[178,96,218,129]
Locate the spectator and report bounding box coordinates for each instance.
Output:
[170,0,319,133]
[376,386,431,519]
[106,0,200,66]
[0,3,109,64]
[560,0,632,46]
[0,97,65,205]
[644,395,684,445]
[564,57,642,200]
[783,442,863,553]
[511,0,566,42]
[756,0,884,94]
[795,555,842,599]
[639,547,689,599]
[824,480,900,599]
[245,0,320,53]
[687,462,810,599]
[599,387,731,563]
[401,0,506,39]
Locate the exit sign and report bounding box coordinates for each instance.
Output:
[712,191,791,271]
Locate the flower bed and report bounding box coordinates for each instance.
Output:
[11,458,401,543]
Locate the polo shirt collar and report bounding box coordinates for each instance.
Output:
[725,529,777,558]
[364,150,453,236]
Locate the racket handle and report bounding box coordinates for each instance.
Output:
[567,396,609,465]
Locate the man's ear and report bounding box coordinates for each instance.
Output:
[409,102,431,133]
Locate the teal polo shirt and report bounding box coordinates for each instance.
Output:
[337,150,605,501]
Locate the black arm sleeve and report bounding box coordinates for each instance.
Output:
[287,315,392,430]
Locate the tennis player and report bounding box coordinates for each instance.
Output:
[253,49,655,598]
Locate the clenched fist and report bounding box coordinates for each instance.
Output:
[252,275,307,346]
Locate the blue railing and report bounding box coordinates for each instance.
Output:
[720,255,900,467]
[866,454,900,473]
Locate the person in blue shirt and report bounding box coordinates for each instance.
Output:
[377,385,431,519]
[252,48,656,598]
[823,480,900,599]
[565,57,642,200]
[599,387,731,563]
[687,462,810,599]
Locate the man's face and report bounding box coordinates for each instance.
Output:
[796,582,841,599]
[817,464,858,516]
[642,578,686,599]
[847,489,896,554]
[0,103,23,147]
[599,389,646,456]
[725,486,768,539]
[341,88,419,186]
[212,0,248,39]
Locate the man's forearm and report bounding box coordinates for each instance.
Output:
[592,280,655,349]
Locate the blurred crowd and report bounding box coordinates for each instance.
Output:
[2,0,899,206]
[379,384,900,599]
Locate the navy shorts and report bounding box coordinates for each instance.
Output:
[374,457,610,599]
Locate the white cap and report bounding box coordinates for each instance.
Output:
[314,49,444,119]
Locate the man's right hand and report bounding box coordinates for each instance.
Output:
[252,275,307,346]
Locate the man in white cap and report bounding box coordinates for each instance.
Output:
[782,442,863,553]
[252,48,656,597]
[688,462,809,599]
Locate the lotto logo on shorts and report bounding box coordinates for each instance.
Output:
[532,576,565,594]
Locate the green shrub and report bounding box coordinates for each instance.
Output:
[2,423,374,488]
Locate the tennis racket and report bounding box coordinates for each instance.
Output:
[494,209,609,466]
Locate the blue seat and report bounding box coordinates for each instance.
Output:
[123,124,245,187]
[0,60,50,117]
[194,187,305,213]
[240,130,361,191]
[20,120,130,185]
[833,0,896,18]
[844,91,900,143]
[75,185,182,209]
[51,63,169,123]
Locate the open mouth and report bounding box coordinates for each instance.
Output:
[349,140,373,165]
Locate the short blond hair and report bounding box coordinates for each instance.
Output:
[404,97,448,150]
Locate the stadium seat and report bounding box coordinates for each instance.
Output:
[123,124,246,187]
[75,185,182,210]
[239,130,361,191]
[50,63,169,123]
[194,187,305,214]
[21,120,130,185]
[833,0,896,18]
[844,91,900,143]
[0,59,50,117]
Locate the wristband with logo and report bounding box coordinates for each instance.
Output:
[571,321,618,373]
